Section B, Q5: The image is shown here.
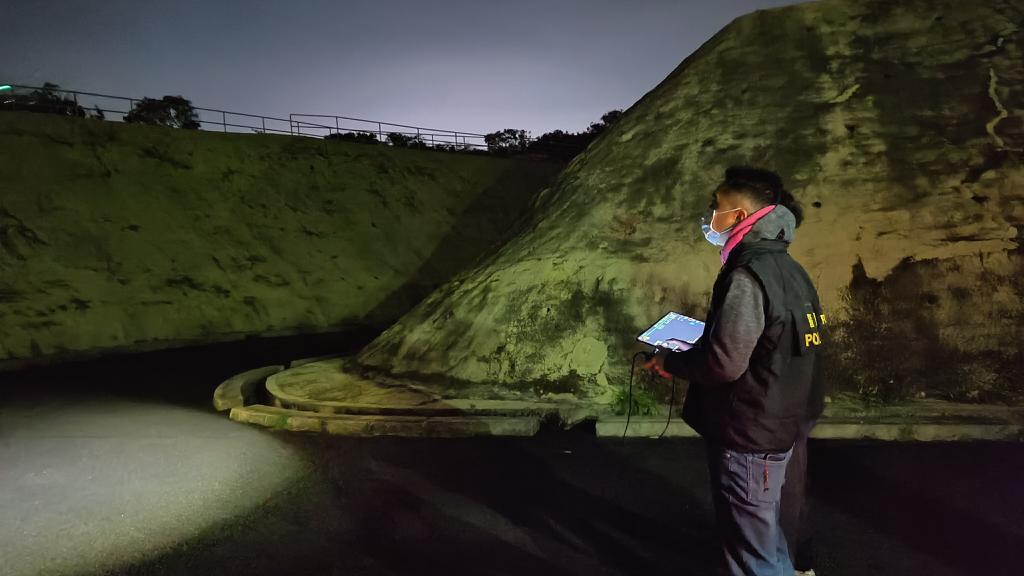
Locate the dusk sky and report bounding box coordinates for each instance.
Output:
[3,0,802,137]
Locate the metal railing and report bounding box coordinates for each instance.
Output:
[0,84,564,153]
[1,84,299,136]
[289,113,489,149]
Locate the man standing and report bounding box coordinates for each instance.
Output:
[645,166,826,575]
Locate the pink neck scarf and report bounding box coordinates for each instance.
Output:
[720,204,777,265]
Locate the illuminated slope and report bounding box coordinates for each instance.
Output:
[355,0,1024,403]
[0,112,562,369]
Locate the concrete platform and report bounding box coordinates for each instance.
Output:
[221,357,1024,440]
[263,357,595,419]
[218,358,593,436]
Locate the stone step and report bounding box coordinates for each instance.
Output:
[230,404,541,437]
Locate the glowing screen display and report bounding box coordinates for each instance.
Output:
[636,312,705,350]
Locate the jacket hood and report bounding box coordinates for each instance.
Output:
[741,204,796,245]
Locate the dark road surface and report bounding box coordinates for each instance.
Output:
[2,336,1022,576]
[141,436,1024,576]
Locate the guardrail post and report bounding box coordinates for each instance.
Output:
[335,116,340,136]
[222,111,227,133]
[378,122,382,142]
[261,117,266,133]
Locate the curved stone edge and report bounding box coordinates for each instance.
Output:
[265,361,593,418]
[229,404,541,437]
[213,365,285,412]
[271,394,589,418]
[288,354,343,368]
[598,418,1024,441]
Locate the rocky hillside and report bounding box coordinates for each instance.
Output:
[0,112,563,370]
[354,0,1023,404]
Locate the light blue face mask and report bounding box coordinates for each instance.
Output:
[701,207,742,247]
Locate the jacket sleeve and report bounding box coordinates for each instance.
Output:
[663,268,765,384]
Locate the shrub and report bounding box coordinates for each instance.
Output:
[386,132,412,146]
[386,132,429,149]
[484,128,530,154]
[124,95,200,129]
[610,385,659,416]
[586,109,624,135]
[325,131,380,144]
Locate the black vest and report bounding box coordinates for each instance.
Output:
[681,239,827,452]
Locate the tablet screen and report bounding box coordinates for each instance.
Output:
[637,312,705,350]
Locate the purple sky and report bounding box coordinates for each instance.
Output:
[2,0,802,137]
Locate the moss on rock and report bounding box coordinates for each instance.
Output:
[354,0,1024,404]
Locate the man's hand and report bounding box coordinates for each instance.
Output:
[664,339,694,352]
[643,340,692,380]
[644,350,674,379]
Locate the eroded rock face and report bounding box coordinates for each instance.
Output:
[356,0,1024,404]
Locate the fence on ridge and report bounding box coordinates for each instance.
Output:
[0,84,532,152]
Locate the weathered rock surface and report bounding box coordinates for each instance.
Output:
[355,0,1024,404]
[0,112,562,370]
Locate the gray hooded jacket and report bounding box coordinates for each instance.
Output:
[667,205,798,385]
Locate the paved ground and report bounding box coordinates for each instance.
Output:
[0,398,308,576]
[126,435,1023,576]
[2,339,1022,575]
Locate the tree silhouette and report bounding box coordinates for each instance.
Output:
[124,95,200,129]
[386,132,428,148]
[3,82,85,117]
[488,108,625,160]
[484,128,530,155]
[587,109,624,135]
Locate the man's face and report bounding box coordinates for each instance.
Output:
[707,191,748,233]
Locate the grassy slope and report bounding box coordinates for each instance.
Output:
[0,111,562,369]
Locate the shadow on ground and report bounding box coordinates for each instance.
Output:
[102,433,722,576]
[95,433,1024,576]
[806,441,1024,575]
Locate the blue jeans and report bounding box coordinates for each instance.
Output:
[706,443,795,576]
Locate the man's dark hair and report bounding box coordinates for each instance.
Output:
[718,166,803,227]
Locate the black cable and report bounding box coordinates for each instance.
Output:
[658,376,677,439]
[625,350,680,440]
[623,351,648,440]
